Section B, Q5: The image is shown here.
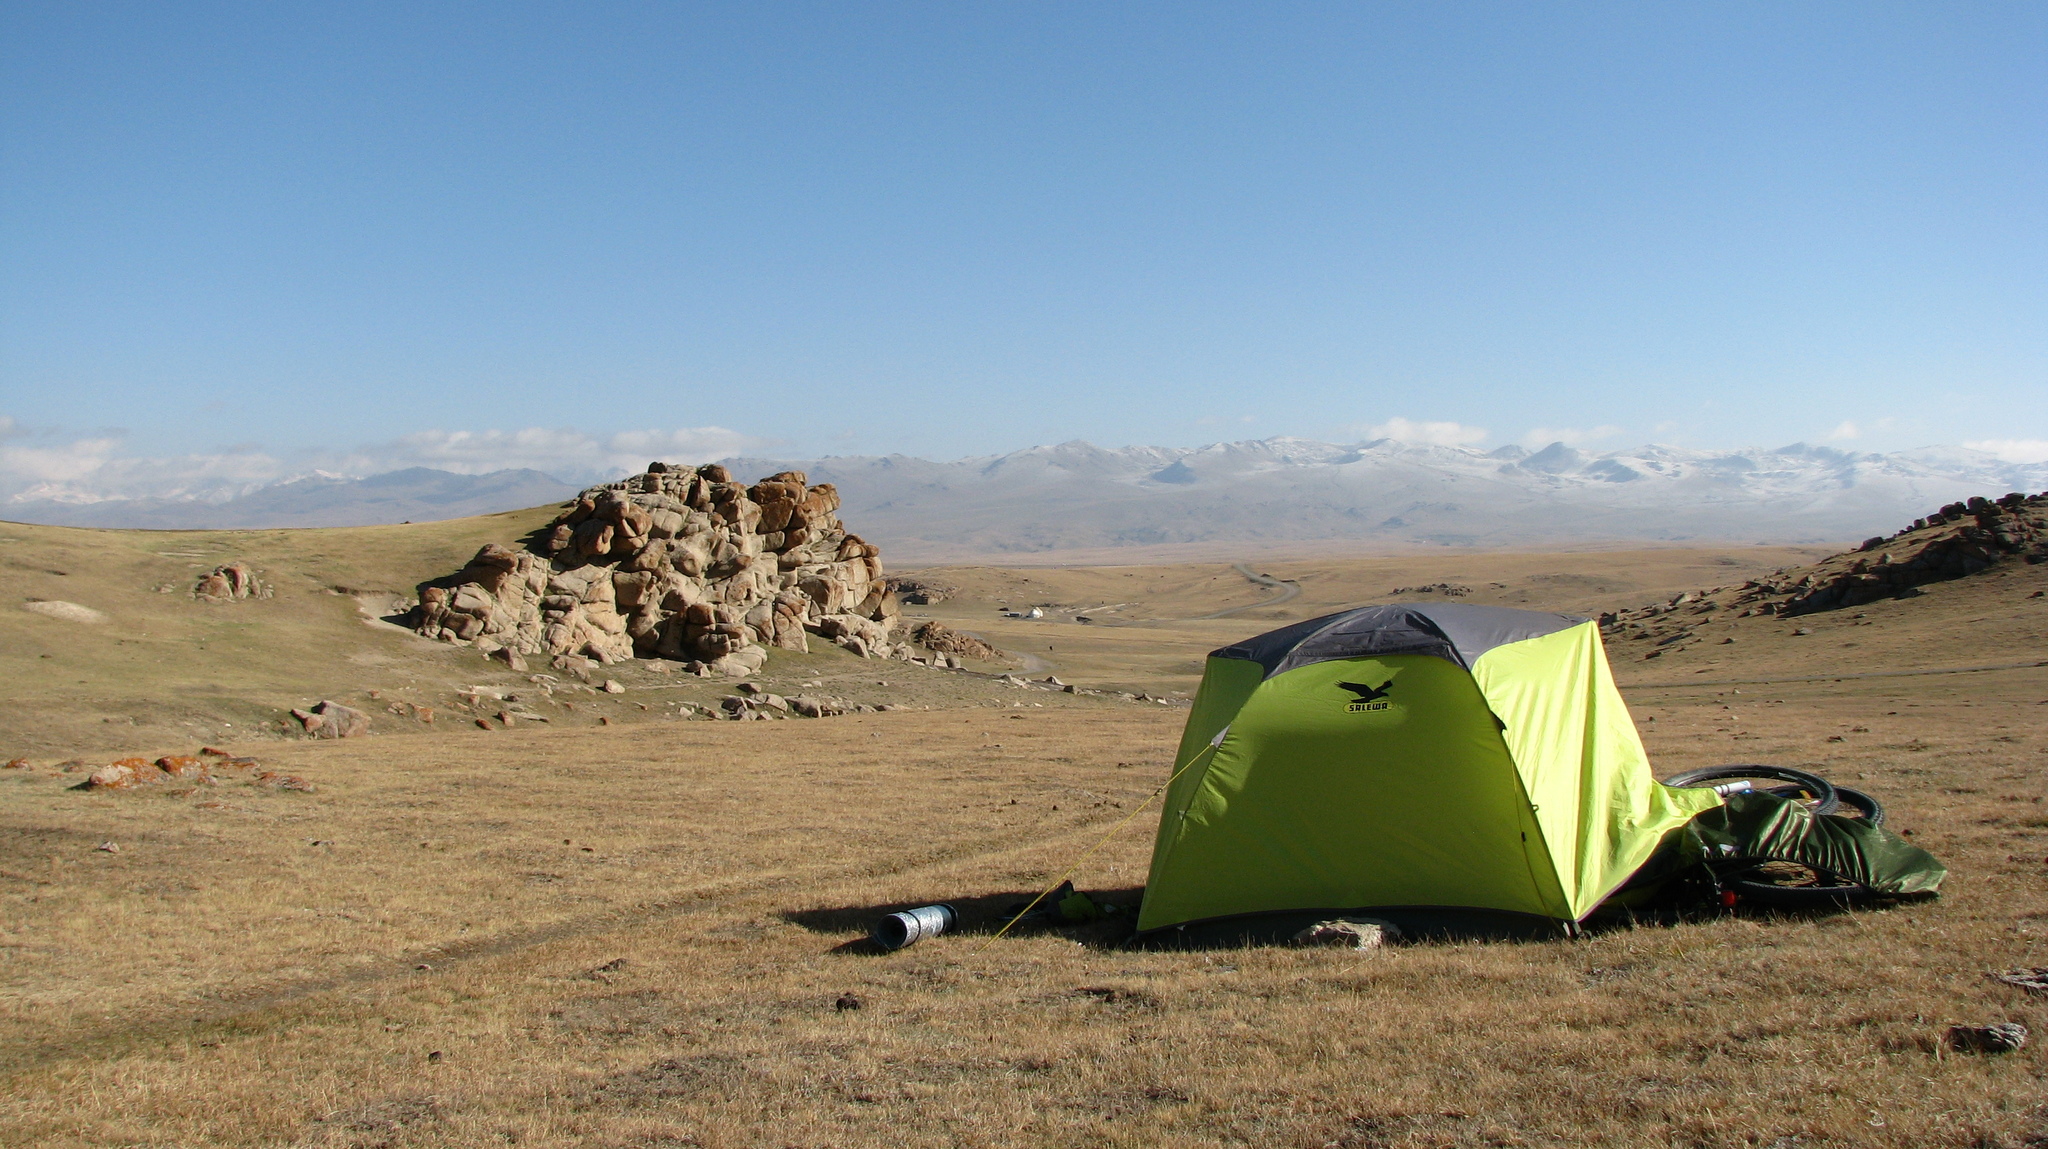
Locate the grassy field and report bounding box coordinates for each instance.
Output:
[3,511,2047,1146]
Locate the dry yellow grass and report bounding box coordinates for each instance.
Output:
[4,515,2048,1146]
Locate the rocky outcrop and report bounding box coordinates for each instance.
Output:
[195,563,267,602]
[909,620,1005,663]
[412,463,900,675]
[884,575,956,605]
[1602,491,2048,653]
[292,700,370,739]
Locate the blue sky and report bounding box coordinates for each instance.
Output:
[1,2,2043,496]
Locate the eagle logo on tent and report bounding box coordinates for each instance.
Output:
[1337,681,1393,713]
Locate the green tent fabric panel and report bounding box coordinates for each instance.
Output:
[1469,622,1723,919]
[1137,654,1568,932]
[1159,656,1267,830]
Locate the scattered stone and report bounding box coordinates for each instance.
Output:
[1075,986,1160,1007]
[3,758,27,769]
[1989,968,2048,994]
[95,841,119,853]
[789,695,842,718]
[155,756,210,781]
[83,763,142,790]
[584,958,630,982]
[910,621,1004,662]
[254,771,315,793]
[290,700,370,739]
[1945,1023,2027,1054]
[883,575,955,605]
[602,679,626,694]
[1290,918,1401,950]
[490,647,528,672]
[198,746,231,758]
[1389,583,1471,597]
[1792,627,1814,636]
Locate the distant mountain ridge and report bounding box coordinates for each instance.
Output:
[1,467,577,529]
[720,438,2048,559]
[6,439,2046,557]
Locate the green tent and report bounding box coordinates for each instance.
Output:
[1137,604,1725,935]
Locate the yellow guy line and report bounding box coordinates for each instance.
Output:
[978,739,1222,951]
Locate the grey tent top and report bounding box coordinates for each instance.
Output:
[1212,603,1584,679]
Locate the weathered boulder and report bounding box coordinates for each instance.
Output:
[84,762,143,790]
[413,463,898,675]
[292,700,370,739]
[195,563,267,602]
[910,621,1005,663]
[1289,918,1401,950]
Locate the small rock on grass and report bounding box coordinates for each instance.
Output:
[1990,968,2048,994]
[84,763,141,790]
[1945,1023,2027,1053]
[602,679,626,694]
[290,700,370,739]
[1290,918,1401,950]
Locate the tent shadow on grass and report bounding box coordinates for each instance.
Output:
[782,889,1896,956]
[781,888,1147,954]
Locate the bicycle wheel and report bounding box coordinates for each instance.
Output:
[1662,764,1840,816]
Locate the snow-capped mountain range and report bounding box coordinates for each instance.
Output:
[723,438,2048,559]
[7,437,2046,560]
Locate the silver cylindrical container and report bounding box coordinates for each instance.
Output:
[871,904,957,950]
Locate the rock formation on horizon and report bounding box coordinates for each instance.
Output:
[412,462,899,675]
[1601,490,2048,657]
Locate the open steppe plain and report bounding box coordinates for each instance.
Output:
[4,513,2048,1147]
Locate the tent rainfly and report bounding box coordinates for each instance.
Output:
[1137,604,1725,935]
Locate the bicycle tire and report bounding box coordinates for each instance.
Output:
[1662,764,1840,816]
[1830,786,1885,826]
[1765,783,1885,826]
[1725,869,1875,907]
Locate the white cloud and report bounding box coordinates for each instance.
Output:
[1358,417,1489,447]
[0,432,288,504]
[0,417,775,505]
[1964,438,2048,464]
[1825,421,1860,441]
[1519,424,1624,449]
[366,425,769,479]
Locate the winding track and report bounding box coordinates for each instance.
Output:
[987,562,1303,672]
[1189,564,1302,620]
[0,788,1154,1077]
